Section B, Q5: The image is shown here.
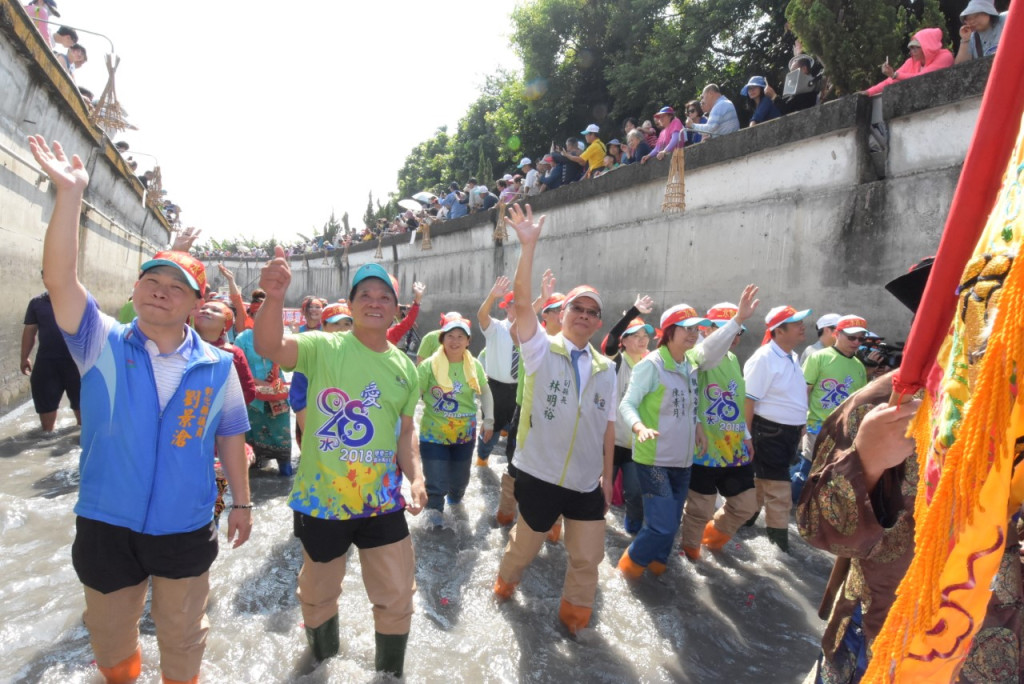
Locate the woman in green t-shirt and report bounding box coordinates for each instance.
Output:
[417,314,494,527]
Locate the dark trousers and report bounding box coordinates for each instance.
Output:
[477,378,517,460]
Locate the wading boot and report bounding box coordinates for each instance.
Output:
[558,598,593,635]
[305,614,340,661]
[743,511,760,527]
[616,549,645,579]
[701,521,731,550]
[495,472,517,526]
[647,560,667,576]
[766,527,790,553]
[679,545,701,561]
[375,632,409,678]
[161,676,198,684]
[98,647,141,684]
[493,575,517,601]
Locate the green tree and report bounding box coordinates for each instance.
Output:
[786,0,946,96]
[510,0,668,140]
[605,0,794,126]
[395,126,453,200]
[363,191,375,231]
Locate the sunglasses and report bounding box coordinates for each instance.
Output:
[843,334,866,342]
[686,108,698,113]
[568,303,601,319]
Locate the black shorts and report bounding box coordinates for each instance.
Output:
[72,516,218,594]
[30,357,81,413]
[514,470,605,532]
[293,510,409,564]
[688,463,755,497]
[751,415,804,481]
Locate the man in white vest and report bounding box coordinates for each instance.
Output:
[492,204,616,635]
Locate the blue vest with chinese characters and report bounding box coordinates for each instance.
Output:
[74,322,234,535]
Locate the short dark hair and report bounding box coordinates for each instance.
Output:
[70,44,87,58]
[816,325,836,337]
[56,25,78,41]
[467,177,478,185]
[622,117,638,129]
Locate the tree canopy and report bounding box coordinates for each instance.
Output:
[366,0,962,229]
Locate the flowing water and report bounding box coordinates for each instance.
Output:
[0,401,831,683]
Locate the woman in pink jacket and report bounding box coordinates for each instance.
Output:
[865,27,952,97]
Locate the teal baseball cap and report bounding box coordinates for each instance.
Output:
[350,263,397,300]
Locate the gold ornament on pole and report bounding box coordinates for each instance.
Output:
[661,148,686,213]
[420,216,433,250]
[493,200,508,240]
[90,54,137,134]
[374,234,384,260]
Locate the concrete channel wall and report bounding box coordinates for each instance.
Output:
[0,0,171,407]
[209,57,991,360]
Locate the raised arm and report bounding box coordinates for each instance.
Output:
[170,226,201,252]
[252,246,298,368]
[506,204,545,344]
[532,269,556,314]
[603,294,653,356]
[478,276,509,331]
[30,136,89,334]
[693,285,759,370]
[218,264,248,334]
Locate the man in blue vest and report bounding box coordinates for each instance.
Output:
[30,135,252,684]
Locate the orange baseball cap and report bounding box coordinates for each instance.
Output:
[140,250,207,296]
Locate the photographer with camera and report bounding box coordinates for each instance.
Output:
[857,333,903,380]
[792,315,873,502]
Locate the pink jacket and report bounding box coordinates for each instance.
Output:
[865,28,952,97]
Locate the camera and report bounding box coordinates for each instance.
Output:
[856,338,904,370]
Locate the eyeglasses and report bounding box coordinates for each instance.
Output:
[686,108,698,113]
[843,334,866,342]
[568,303,601,319]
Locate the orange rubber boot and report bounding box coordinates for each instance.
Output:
[680,545,701,561]
[616,549,645,579]
[546,520,562,544]
[702,521,732,550]
[647,561,667,576]
[98,647,142,684]
[162,677,198,684]
[493,575,518,601]
[558,598,593,635]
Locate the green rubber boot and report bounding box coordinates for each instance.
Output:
[374,632,409,678]
[766,527,790,553]
[305,614,340,661]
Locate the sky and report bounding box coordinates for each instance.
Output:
[66,1,522,244]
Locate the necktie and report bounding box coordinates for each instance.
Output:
[511,346,520,381]
[570,349,584,394]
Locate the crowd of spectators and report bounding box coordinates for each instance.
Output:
[413,2,1003,228]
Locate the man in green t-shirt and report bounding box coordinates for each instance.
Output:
[253,251,425,678]
[792,315,870,502]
